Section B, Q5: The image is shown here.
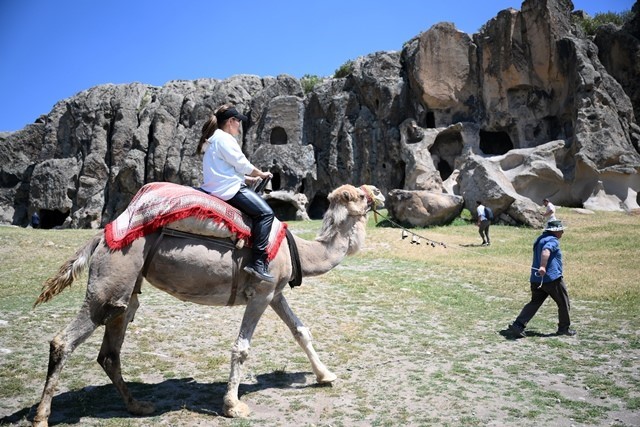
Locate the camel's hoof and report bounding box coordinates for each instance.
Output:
[127,400,155,416]
[317,371,337,384]
[223,399,251,418]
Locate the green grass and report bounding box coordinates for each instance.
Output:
[0,209,639,426]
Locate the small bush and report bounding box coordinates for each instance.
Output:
[574,10,632,36]
[300,74,321,94]
[334,60,354,78]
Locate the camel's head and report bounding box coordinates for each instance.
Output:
[327,184,385,216]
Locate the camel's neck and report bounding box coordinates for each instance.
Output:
[294,216,366,277]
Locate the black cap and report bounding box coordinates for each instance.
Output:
[216,107,248,122]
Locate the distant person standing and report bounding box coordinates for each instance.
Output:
[508,220,575,338]
[542,198,556,222]
[476,200,491,246]
[31,211,40,229]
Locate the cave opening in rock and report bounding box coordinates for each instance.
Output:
[270,126,288,145]
[398,160,406,189]
[265,199,298,221]
[431,131,463,180]
[426,111,436,128]
[270,172,281,191]
[479,130,513,155]
[39,209,69,229]
[308,193,329,220]
[437,159,453,180]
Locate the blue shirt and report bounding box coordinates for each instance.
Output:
[529,233,563,283]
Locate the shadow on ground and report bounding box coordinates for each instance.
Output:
[498,328,559,340]
[1,371,317,425]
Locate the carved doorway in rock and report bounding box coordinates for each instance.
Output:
[270,126,288,145]
[38,208,69,229]
[431,130,463,181]
[479,130,513,155]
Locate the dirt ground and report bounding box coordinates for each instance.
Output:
[1,246,639,426]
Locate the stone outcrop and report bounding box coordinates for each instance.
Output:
[1,0,638,229]
[264,190,310,221]
[595,1,640,124]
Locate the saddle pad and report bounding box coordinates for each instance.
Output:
[105,182,287,260]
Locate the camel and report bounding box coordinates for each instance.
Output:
[31,184,385,427]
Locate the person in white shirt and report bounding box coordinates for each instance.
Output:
[476,200,491,246]
[542,198,557,223]
[197,104,275,283]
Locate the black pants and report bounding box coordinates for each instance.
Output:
[478,219,490,243]
[226,185,274,261]
[514,277,571,330]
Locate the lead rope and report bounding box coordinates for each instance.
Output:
[370,207,541,275]
[533,270,545,289]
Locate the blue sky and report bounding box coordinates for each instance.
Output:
[0,0,633,132]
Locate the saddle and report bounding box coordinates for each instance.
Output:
[105,182,302,293]
[105,182,286,260]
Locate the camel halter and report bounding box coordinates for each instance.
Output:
[360,185,381,221]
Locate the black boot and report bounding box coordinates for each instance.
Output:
[243,255,275,283]
[556,327,576,336]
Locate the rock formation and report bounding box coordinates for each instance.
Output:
[1,0,638,229]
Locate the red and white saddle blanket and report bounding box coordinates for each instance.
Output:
[104,182,287,261]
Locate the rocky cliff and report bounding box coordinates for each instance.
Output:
[1,0,638,229]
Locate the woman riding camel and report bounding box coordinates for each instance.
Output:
[196,104,275,283]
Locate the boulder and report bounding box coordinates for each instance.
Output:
[264,190,310,221]
[1,0,639,230]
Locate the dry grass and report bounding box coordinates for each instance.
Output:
[363,207,640,307]
[0,209,639,426]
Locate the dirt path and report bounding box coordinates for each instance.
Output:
[1,251,639,426]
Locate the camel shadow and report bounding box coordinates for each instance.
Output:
[499,328,558,340]
[1,371,316,425]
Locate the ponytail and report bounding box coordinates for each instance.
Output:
[196,115,218,155]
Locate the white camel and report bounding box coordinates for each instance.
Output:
[31,184,384,427]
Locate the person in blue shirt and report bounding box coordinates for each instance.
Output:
[196,104,275,283]
[508,220,575,337]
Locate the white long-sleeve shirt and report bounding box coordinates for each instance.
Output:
[477,204,487,221]
[200,129,254,200]
[544,202,557,221]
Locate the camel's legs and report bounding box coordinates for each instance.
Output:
[33,302,99,427]
[222,292,272,418]
[96,292,154,416]
[270,293,337,383]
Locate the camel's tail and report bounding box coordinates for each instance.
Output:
[34,233,103,307]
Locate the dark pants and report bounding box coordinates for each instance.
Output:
[478,219,490,243]
[226,185,274,262]
[514,277,571,330]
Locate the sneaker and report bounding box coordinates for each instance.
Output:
[243,263,276,283]
[508,323,526,338]
[481,241,488,246]
[556,328,576,336]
